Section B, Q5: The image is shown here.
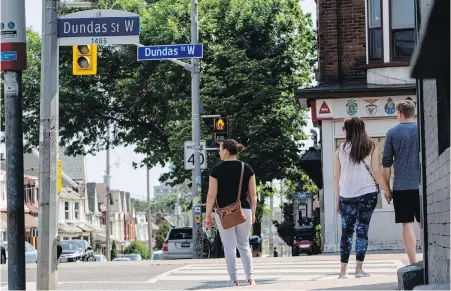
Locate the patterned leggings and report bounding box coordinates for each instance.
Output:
[339,192,378,264]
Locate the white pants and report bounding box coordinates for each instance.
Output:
[215,208,254,281]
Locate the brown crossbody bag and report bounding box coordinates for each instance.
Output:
[215,161,247,230]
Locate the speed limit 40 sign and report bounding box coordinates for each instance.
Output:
[184,140,207,170]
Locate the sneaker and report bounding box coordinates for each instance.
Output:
[355,271,370,278]
[338,273,348,279]
[248,279,256,285]
[229,280,239,287]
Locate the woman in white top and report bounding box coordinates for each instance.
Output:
[334,116,391,279]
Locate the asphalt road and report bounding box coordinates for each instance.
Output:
[0,253,416,290]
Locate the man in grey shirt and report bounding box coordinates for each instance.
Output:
[382,100,420,265]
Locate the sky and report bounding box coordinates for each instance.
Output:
[20,0,317,199]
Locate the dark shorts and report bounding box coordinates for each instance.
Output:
[393,190,421,223]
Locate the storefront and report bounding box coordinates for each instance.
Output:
[297,85,419,252]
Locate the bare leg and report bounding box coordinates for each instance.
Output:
[417,222,422,249]
[340,263,348,277]
[403,223,417,264]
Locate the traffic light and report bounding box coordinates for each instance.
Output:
[58,159,62,194]
[213,118,228,146]
[72,45,97,75]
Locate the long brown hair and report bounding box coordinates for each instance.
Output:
[342,117,374,164]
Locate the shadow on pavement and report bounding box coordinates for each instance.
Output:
[186,279,278,290]
[317,282,398,290]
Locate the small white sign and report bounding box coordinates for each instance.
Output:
[184,140,207,170]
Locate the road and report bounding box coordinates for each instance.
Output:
[0,252,416,290]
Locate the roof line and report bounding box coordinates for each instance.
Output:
[31,148,79,188]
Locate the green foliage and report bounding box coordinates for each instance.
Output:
[111,241,118,260]
[130,198,148,213]
[155,220,172,250]
[124,240,149,259]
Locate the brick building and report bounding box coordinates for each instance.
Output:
[296,0,419,252]
[410,0,450,287]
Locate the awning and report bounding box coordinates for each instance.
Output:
[58,222,83,233]
[299,147,323,189]
[410,0,450,79]
[75,222,97,232]
[0,212,37,230]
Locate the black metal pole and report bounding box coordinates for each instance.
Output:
[4,71,26,290]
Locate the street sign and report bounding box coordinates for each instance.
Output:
[184,140,207,170]
[58,9,140,46]
[1,51,17,61]
[293,192,313,199]
[137,44,203,61]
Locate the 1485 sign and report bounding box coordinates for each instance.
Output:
[184,141,207,170]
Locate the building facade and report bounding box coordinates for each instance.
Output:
[410,0,450,286]
[297,0,419,252]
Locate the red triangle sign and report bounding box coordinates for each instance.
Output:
[319,101,331,114]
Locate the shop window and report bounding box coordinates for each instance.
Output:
[436,74,450,155]
[368,0,383,61]
[390,0,415,59]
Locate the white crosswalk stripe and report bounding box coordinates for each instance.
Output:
[149,259,405,283]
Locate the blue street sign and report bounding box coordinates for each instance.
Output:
[1,51,17,61]
[293,192,313,199]
[58,16,139,38]
[58,10,140,46]
[137,44,203,61]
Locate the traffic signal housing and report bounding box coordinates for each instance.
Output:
[213,118,228,146]
[72,45,97,75]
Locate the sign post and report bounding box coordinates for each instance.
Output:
[1,0,27,289]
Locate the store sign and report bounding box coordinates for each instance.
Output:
[315,95,417,120]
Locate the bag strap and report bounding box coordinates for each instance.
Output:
[215,161,245,209]
[236,162,244,203]
[362,159,379,193]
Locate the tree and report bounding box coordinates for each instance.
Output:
[130,198,147,213]
[89,232,96,251]
[124,240,149,259]
[155,220,172,250]
[111,241,118,260]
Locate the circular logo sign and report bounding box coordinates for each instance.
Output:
[345,99,358,116]
[0,23,4,30]
[7,22,15,29]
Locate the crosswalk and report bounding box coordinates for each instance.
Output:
[149,259,405,283]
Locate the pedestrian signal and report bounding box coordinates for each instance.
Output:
[213,118,228,146]
[72,45,97,75]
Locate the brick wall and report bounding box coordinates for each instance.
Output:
[317,0,366,84]
[422,79,450,284]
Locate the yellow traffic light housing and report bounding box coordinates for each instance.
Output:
[57,159,62,194]
[72,45,97,75]
[213,118,228,146]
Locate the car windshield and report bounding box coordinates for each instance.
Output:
[61,241,84,251]
[122,254,141,260]
[168,229,192,240]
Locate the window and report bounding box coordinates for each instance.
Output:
[74,202,80,220]
[64,202,69,220]
[368,0,382,61]
[391,0,415,59]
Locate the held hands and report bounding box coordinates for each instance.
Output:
[206,215,213,229]
[384,190,393,204]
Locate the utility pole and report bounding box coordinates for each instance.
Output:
[37,0,59,289]
[190,0,203,259]
[104,129,111,261]
[146,167,153,258]
[1,0,27,288]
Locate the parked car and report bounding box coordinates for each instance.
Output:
[94,254,107,262]
[59,239,95,263]
[0,241,37,264]
[121,254,142,261]
[25,241,37,264]
[112,257,131,261]
[151,250,162,260]
[162,227,212,260]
